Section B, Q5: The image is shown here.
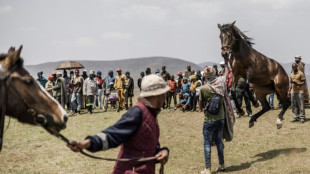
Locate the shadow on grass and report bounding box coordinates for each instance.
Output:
[215,147,307,173]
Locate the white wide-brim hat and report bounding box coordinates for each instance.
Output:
[140,74,170,98]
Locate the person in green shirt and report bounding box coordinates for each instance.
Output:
[199,62,230,174]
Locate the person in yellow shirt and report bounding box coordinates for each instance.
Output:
[190,75,198,111]
[114,68,126,109]
[289,63,306,123]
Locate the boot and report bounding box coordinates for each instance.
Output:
[125,104,128,110]
[200,167,211,174]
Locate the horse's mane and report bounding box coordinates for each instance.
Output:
[221,24,255,47]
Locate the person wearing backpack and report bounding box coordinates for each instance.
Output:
[199,61,233,174]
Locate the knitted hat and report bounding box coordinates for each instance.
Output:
[140,74,170,98]
[48,75,54,79]
[56,71,62,75]
[204,66,216,79]
[75,69,79,73]
[116,68,122,72]
[97,71,102,75]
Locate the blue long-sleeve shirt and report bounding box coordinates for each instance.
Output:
[180,97,190,104]
[181,83,191,93]
[86,106,168,154]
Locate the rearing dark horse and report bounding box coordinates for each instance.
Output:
[218,21,290,129]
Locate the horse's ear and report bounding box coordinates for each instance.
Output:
[5,45,23,69]
[8,47,15,53]
[230,21,236,28]
[218,24,222,29]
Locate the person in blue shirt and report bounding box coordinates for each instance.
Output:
[172,93,190,112]
[36,71,47,87]
[181,77,191,95]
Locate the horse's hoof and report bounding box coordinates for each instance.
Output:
[249,122,254,128]
[276,118,283,129]
[254,102,260,108]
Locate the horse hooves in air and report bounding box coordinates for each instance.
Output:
[276,118,283,129]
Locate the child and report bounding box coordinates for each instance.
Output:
[173,93,191,112]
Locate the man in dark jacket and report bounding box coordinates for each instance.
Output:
[123,71,134,110]
[68,74,170,174]
[137,71,145,92]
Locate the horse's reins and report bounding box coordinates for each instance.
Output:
[43,121,164,174]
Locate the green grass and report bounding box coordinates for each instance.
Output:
[0,99,310,174]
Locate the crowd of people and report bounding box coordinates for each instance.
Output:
[37,56,308,174]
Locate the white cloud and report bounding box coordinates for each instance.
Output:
[177,2,220,19]
[75,37,95,46]
[0,5,12,13]
[120,4,169,22]
[101,32,133,40]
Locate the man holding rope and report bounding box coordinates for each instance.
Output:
[68,74,169,174]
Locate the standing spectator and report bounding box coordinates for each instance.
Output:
[83,70,98,114]
[71,69,84,114]
[176,71,184,100]
[67,74,170,174]
[155,69,160,76]
[295,55,309,103]
[53,71,67,108]
[145,67,151,76]
[181,77,191,95]
[82,70,88,80]
[199,63,232,174]
[196,70,202,81]
[94,71,104,109]
[268,93,274,110]
[137,71,145,92]
[213,64,219,75]
[104,70,115,89]
[123,71,134,110]
[184,65,191,79]
[63,70,71,110]
[218,61,226,75]
[168,75,177,109]
[161,66,171,80]
[234,77,253,117]
[193,80,202,112]
[115,68,126,109]
[189,75,198,111]
[289,63,306,123]
[45,75,54,96]
[36,71,47,87]
[51,72,57,84]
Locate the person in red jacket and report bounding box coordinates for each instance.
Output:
[67,74,170,174]
[168,75,177,109]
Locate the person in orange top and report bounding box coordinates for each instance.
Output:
[168,75,177,109]
[114,68,126,109]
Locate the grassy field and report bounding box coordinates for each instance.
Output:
[0,99,310,174]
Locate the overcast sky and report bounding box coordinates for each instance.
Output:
[0,0,309,65]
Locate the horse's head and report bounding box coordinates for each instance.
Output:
[218,21,236,59]
[0,46,68,133]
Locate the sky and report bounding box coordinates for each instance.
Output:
[0,0,309,65]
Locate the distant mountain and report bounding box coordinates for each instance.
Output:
[25,56,202,82]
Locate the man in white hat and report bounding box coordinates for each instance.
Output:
[218,61,226,75]
[68,74,170,174]
[294,55,309,103]
[53,71,67,108]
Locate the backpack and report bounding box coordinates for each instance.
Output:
[203,84,222,115]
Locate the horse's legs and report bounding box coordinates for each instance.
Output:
[249,85,273,128]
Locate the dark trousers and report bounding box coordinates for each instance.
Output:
[235,88,252,114]
[168,91,177,108]
[189,91,196,110]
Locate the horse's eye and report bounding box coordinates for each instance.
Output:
[22,76,34,84]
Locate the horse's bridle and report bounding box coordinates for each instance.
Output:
[0,64,165,173]
[0,63,49,151]
[221,30,236,56]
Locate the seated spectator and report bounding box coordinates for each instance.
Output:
[173,93,191,112]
